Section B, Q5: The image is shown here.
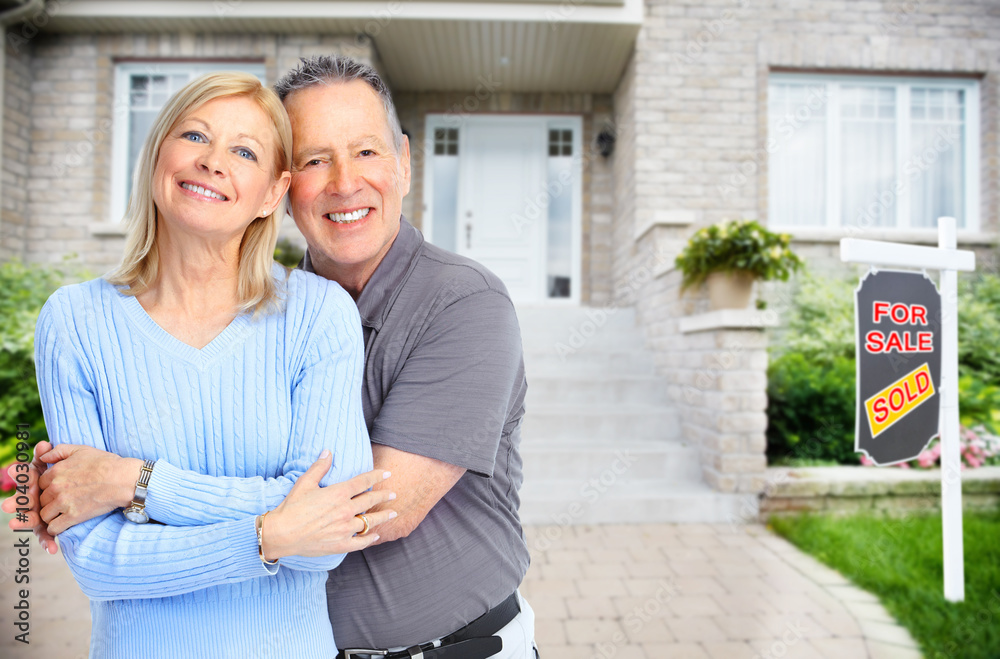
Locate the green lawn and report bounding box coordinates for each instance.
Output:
[770,508,1000,659]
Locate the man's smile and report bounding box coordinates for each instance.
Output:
[324,207,373,224]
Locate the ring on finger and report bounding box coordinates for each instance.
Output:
[356,512,371,536]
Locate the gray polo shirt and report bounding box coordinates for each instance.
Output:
[304,218,530,648]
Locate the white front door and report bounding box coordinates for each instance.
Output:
[459,120,546,302]
[424,115,582,304]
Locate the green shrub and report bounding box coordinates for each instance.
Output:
[273,238,305,268]
[958,273,1000,384]
[767,352,857,463]
[0,260,66,466]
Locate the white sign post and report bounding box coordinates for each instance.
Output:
[840,216,975,602]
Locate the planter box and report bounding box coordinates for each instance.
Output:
[760,465,1000,519]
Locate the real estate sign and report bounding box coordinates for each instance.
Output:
[855,270,942,465]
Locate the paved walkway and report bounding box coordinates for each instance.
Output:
[0,522,923,658]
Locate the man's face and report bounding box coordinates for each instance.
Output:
[284,80,410,284]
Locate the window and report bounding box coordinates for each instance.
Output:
[429,127,460,252]
[768,74,979,231]
[110,62,266,223]
[546,125,575,298]
[433,128,459,155]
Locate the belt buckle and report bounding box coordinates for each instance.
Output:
[343,650,389,659]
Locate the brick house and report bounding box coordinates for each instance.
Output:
[1,0,996,523]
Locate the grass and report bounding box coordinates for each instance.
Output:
[770,508,1000,659]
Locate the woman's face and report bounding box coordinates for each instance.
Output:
[152,95,290,241]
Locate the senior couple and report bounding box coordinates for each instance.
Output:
[4,56,535,658]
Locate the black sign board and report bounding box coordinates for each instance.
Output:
[855,270,942,465]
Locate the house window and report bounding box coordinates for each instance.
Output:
[546,125,575,298]
[548,129,573,156]
[111,62,266,224]
[768,75,979,231]
[430,127,460,252]
[433,128,459,155]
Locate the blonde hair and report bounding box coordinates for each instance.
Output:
[107,71,293,316]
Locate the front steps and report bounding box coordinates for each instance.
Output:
[516,306,754,525]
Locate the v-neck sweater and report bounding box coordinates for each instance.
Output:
[33,264,372,659]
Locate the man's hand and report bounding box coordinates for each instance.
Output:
[364,444,466,545]
[262,451,398,560]
[37,444,142,536]
[2,441,59,553]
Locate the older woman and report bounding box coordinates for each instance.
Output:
[8,72,392,658]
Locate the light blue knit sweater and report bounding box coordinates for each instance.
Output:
[34,265,372,659]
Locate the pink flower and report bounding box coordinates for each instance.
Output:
[860,455,874,466]
[918,451,937,468]
[897,462,911,469]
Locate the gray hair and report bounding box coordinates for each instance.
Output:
[275,55,404,153]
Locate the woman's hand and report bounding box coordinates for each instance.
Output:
[262,450,396,560]
[3,442,60,553]
[37,444,142,536]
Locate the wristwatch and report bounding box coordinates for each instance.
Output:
[123,460,155,523]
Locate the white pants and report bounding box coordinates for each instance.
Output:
[491,591,537,659]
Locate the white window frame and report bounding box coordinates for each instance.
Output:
[422,114,583,305]
[768,73,980,232]
[109,61,266,226]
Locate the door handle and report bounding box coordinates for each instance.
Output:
[465,222,472,249]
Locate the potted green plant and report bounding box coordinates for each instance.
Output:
[674,219,803,310]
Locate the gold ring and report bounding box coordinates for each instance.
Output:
[356,513,371,536]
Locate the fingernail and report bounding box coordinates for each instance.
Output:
[40,541,48,553]
[388,511,397,519]
[382,471,391,480]
[388,492,397,500]
[320,449,331,459]
[371,534,379,542]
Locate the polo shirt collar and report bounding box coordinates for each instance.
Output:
[301,216,423,331]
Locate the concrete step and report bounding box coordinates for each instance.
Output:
[525,375,669,407]
[519,478,756,525]
[521,440,701,483]
[522,405,680,441]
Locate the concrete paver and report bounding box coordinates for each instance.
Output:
[0,522,923,658]
[521,524,923,658]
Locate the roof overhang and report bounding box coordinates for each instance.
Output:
[41,1,643,93]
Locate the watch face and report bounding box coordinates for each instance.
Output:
[123,507,149,524]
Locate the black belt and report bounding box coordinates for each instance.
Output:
[338,591,520,659]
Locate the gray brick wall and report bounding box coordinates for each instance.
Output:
[1,42,33,262]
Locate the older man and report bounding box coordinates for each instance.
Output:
[9,55,536,658]
[276,56,535,659]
